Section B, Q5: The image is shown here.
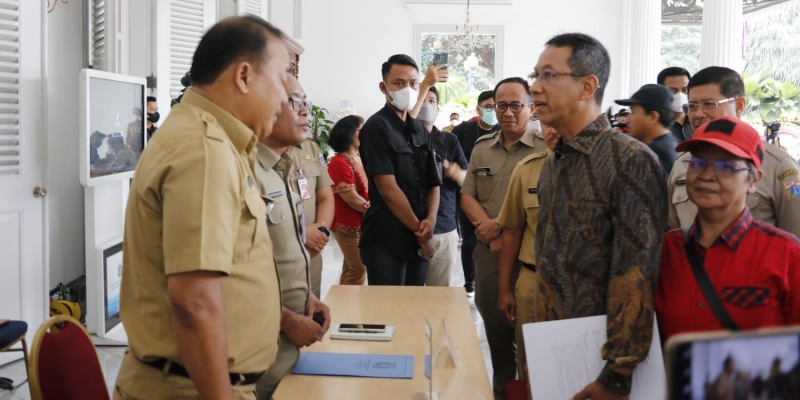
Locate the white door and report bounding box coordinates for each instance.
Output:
[0,0,46,365]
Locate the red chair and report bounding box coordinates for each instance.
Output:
[28,315,110,400]
[503,379,532,400]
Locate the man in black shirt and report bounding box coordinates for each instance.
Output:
[359,54,441,286]
[658,67,693,142]
[452,90,497,295]
[415,86,469,286]
[615,84,679,174]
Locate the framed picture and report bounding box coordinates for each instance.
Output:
[101,240,123,334]
[80,69,147,187]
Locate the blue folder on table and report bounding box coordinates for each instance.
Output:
[291,352,414,379]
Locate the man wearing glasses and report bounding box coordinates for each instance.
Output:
[530,33,667,400]
[667,66,800,237]
[254,75,332,398]
[358,54,441,286]
[460,77,547,397]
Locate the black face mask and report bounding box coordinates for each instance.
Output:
[147,112,160,124]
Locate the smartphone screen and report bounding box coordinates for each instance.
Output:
[433,52,448,80]
[667,330,800,400]
[339,324,386,333]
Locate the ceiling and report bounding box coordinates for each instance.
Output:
[662,0,793,24]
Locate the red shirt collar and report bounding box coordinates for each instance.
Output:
[685,208,753,251]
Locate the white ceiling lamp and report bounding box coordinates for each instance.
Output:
[450,0,494,53]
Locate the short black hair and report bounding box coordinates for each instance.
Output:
[545,33,611,105]
[477,90,494,105]
[328,115,365,153]
[688,66,744,98]
[493,77,530,100]
[428,86,440,104]
[146,96,157,103]
[381,54,418,80]
[450,112,459,118]
[657,67,691,85]
[639,103,675,128]
[189,16,283,86]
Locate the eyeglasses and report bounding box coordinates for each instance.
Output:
[477,104,495,111]
[686,98,736,113]
[528,70,588,85]
[494,102,533,113]
[683,157,750,177]
[289,97,312,112]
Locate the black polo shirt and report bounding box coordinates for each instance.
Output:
[359,105,439,259]
[452,119,498,162]
[669,119,693,143]
[430,127,468,235]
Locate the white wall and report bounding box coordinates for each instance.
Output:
[46,2,85,287]
[298,0,625,120]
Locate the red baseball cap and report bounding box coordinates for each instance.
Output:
[675,116,765,170]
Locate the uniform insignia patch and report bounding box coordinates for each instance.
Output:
[528,188,538,194]
[784,179,800,201]
[303,154,311,160]
[676,179,686,186]
[778,169,799,180]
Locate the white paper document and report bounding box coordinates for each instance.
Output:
[522,315,666,400]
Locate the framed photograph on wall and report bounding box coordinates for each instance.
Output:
[79,69,147,187]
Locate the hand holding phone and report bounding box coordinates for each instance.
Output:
[423,58,449,86]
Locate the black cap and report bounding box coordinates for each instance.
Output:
[615,84,673,109]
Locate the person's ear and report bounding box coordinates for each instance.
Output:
[735,96,747,118]
[747,169,763,194]
[233,61,253,95]
[579,75,600,102]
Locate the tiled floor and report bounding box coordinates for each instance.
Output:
[0,238,494,399]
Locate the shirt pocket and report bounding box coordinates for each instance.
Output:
[523,193,540,231]
[239,190,270,262]
[300,161,321,198]
[390,142,415,186]
[267,194,293,227]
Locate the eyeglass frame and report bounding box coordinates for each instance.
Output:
[686,97,737,114]
[682,156,751,177]
[494,102,534,113]
[528,69,596,87]
[289,97,313,112]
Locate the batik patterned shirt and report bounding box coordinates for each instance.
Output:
[534,115,668,395]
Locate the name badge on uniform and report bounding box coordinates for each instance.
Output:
[676,179,686,186]
[298,168,311,200]
[268,190,283,199]
[528,187,538,194]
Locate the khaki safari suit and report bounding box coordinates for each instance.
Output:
[254,142,312,398]
[495,149,550,378]
[461,122,548,393]
[286,139,333,298]
[668,143,800,237]
[114,90,281,400]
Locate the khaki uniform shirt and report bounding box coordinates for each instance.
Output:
[668,144,800,237]
[286,140,333,297]
[496,149,551,265]
[120,89,281,374]
[255,143,311,314]
[462,123,548,219]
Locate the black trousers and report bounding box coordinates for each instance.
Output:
[360,246,429,286]
[457,208,477,284]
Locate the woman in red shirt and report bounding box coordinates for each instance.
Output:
[328,115,369,285]
[656,116,800,342]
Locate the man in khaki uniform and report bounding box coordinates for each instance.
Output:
[460,77,548,398]
[286,139,334,299]
[115,17,289,400]
[496,122,559,379]
[255,75,332,398]
[667,67,800,237]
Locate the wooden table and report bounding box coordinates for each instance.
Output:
[273,286,493,399]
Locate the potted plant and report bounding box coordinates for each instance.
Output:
[309,105,333,157]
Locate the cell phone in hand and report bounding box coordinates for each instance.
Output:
[318,226,331,237]
[313,312,325,326]
[339,324,386,333]
[433,52,448,82]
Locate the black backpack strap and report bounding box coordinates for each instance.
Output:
[682,226,740,331]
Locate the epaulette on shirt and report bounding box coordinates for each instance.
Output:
[518,149,551,166]
[474,129,501,144]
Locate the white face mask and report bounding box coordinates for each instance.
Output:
[385,85,419,112]
[417,103,438,125]
[450,119,459,126]
[672,92,688,113]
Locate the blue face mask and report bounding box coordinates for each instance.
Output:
[481,109,498,126]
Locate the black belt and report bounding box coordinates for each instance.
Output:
[522,262,536,272]
[142,358,264,386]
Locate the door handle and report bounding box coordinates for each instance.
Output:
[34,187,47,198]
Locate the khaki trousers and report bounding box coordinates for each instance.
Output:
[333,231,367,285]
[113,352,257,400]
[425,230,459,286]
[255,335,300,399]
[514,266,539,380]
[473,243,519,394]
